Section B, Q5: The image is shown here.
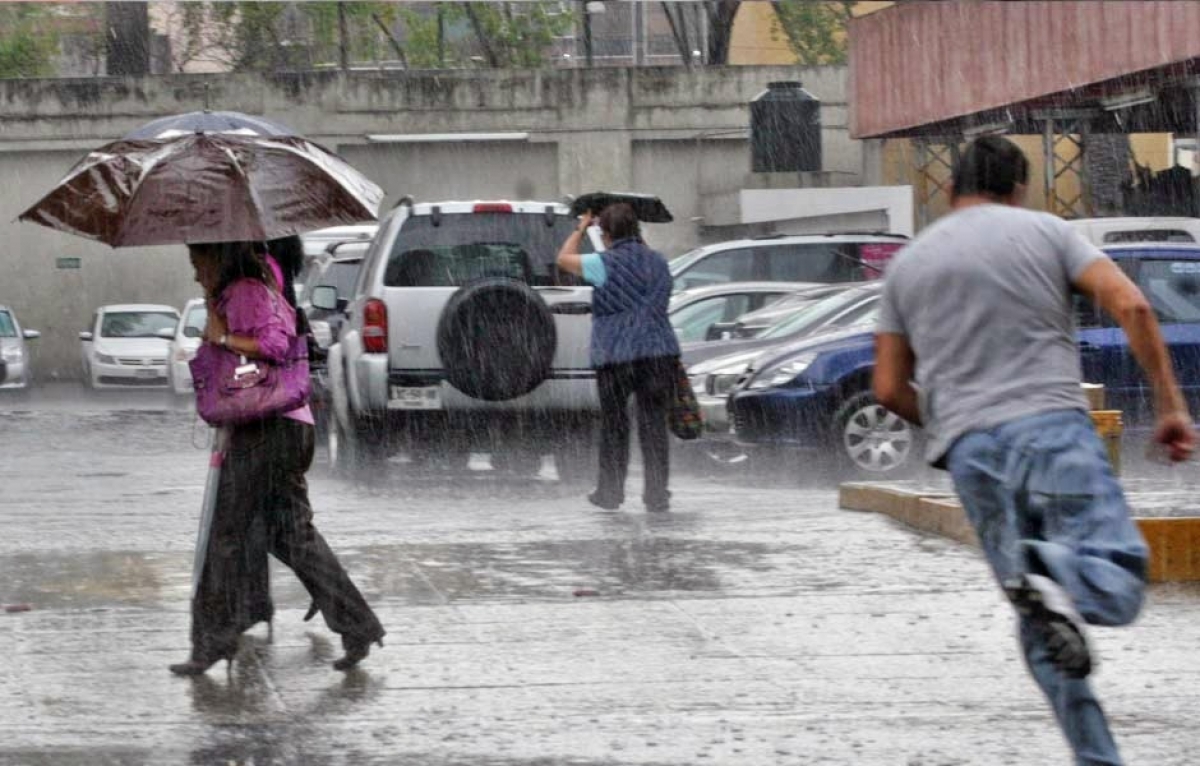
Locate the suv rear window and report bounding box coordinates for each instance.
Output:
[384,212,591,287]
[1103,229,1195,243]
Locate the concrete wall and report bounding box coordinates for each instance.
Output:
[0,65,875,380]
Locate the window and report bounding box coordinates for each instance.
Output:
[322,260,365,298]
[100,311,178,338]
[1103,230,1195,243]
[1138,260,1200,324]
[0,311,14,338]
[182,305,207,339]
[674,249,755,291]
[671,294,752,343]
[765,243,864,283]
[384,213,589,287]
[759,289,873,340]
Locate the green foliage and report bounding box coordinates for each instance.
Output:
[771,0,853,66]
[0,5,65,78]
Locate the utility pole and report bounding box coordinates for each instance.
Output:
[337,1,350,71]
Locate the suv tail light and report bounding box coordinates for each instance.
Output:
[473,203,512,214]
[363,299,388,353]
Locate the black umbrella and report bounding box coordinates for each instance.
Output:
[570,192,674,223]
[124,110,298,140]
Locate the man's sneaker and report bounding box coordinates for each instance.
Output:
[1004,573,1093,679]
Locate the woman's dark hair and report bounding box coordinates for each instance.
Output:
[951,135,1030,200]
[598,203,641,242]
[263,235,310,335]
[190,241,269,298]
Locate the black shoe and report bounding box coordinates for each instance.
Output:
[646,502,670,513]
[334,636,383,671]
[169,650,235,676]
[1005,573,1093,679]
[587,491,622,510]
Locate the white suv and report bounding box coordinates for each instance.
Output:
[669,232,908,293]
[326,199,604,478]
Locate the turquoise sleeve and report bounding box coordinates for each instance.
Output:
[581,252,607,286]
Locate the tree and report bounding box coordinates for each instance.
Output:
[0,5,64,78]
[770,1,854,66]
[705,0,741,65]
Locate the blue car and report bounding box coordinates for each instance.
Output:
[726,243,1200,477]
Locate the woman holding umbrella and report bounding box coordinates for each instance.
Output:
[172,240,385,675]
[556,202,680,513]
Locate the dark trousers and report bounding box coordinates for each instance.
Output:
[595,355,677,508]
[191,418,384,661]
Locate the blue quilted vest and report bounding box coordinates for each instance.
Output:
[590,237,681,368]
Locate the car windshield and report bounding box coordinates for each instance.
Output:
[759,289,874,339]
[182,305,207,339]
[0,310,15,338]
[384,212,592,287]
[100,311,178,338]
[668,247,709,276]
[322,260,364,298]
[1139,259,1200,323]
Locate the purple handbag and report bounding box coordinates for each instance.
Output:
[190,337,310,426]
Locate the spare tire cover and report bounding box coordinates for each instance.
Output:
[437,277,558,401]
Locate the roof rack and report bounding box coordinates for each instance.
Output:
[751,231,909,241]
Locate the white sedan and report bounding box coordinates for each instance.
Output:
[80,304,180,389]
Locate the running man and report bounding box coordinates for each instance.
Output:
[873,135,1195,765]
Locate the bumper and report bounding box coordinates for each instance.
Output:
[0,359,28,388]
[728,384,840,448]
[92,361,169,388]
[169,360,193,394]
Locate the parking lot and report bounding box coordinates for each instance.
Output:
[3,391,1200,765]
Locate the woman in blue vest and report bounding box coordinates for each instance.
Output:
[557,203,681,512]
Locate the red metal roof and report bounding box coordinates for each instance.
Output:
[850,1,1200,138]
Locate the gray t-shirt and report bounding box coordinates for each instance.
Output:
[876,204,1105,465]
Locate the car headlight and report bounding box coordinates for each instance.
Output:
[97,353,117,365]
[688,373,708,393]
[748,353,817,390]
[710,372,742,396]
[1,346,21,362]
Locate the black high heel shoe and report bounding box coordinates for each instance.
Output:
[169,649,236,677]
[333,636,383,671]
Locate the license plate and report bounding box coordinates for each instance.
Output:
[389,385,442,410]
[136,368,159,378]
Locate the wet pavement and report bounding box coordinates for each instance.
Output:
[3,386,1200,765]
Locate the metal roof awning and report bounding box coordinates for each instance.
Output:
[850,1,1200,139]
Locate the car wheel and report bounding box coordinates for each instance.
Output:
[833,391,920,478]
[332,415,389,477]
[554,422,597,484]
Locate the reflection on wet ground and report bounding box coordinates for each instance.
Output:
[4,392,1200,764]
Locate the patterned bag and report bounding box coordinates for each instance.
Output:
[669,358,703,440]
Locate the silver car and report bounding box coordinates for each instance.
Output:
[0,305,40,389]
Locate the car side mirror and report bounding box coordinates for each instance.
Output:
[310,285,339,311]
[337,297,349,312]
[154,327,176,340]
[22,329,40,340]
[79,331,93,341]
[708,321,737,340]
[182,326,203,339]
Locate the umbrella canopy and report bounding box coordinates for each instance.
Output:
[19,132,383,247]
[124,110,298,140]
[570,192,673,223]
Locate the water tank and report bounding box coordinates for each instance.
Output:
[750,81,822,173]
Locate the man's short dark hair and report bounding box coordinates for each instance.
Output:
[952,136,1030,200]
[598,203,641,242]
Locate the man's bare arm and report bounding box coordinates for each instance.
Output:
[873,332,921,426]
[1073,258,1195,461]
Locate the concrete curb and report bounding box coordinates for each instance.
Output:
[839,482,1200,582]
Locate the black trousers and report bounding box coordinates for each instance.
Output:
[595,355,677,508]
[191,418,384,661]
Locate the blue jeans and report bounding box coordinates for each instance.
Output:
[946,409,1148,766]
